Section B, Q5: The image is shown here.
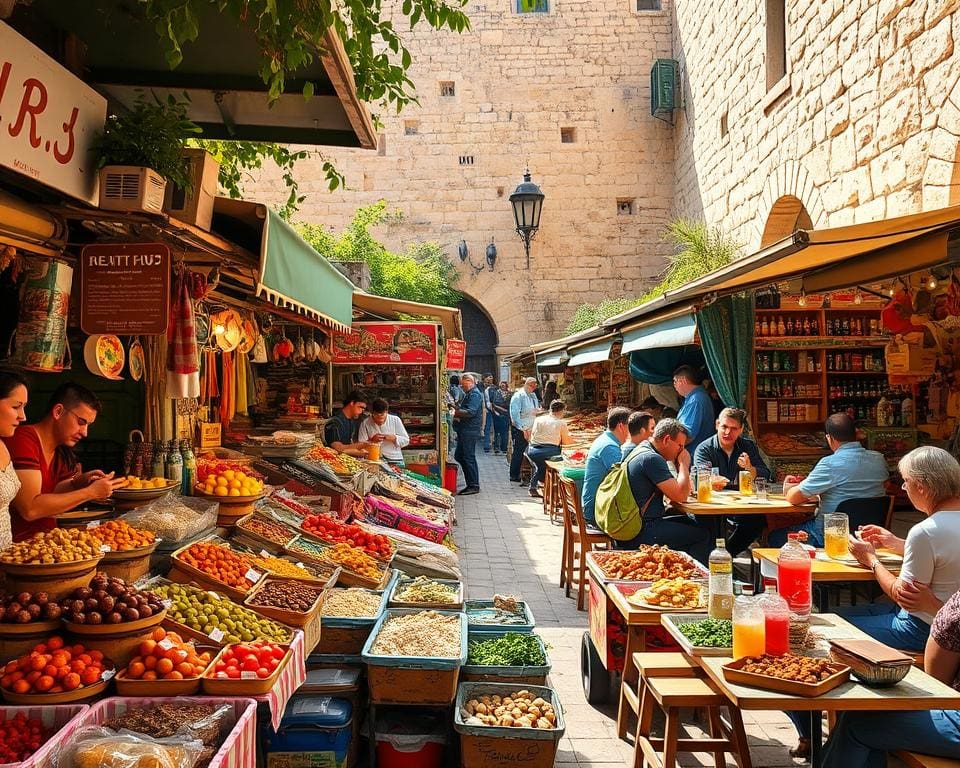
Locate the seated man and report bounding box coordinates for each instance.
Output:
[621,411,656,461]
[324,390,371,458]
[620,418,711,562]
[581,407,631,526]
[693,407,771,555]
[779,412,888,547]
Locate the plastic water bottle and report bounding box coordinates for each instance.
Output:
[708,538,733,620]
[777,532,812,622]
[732,585,765,659]
[759,585,790,656]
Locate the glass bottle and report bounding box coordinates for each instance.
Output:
[151,441,167,479]
[755,319,761,337]
[761,317,769,336]
[811,318,819,336]
[777,533,812,623]
[759,585,791,656]
[180,439,196,496]
[777,316,786,336]
[733,586,766,659]
[901,390,914,427]
[165,439,183,486]
[786,317,794,336]
[708,539,734,620]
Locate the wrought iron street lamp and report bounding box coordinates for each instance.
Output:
[509,168,544,269]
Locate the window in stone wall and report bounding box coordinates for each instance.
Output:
[765,0,787,90]
[636,0,661,9]
[516,0,549,12]
[404,120,419,135]
[720,111,728,138]
[560,127,577,143]
[440,81,456,97]
[617,198,635,215]
[459,155,475,166]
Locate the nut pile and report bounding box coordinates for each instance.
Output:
[461,690,557,730]
[321,588,382,618]
[0,590,61,623]
[1,528,103,564]
[370,610,460,657]
[737,653,839,683]
[394,576,458,605]
[238,516,294,546]
[61,573,165,625]
[248,580,323,613]
[592,546,703,581]
[103,701,227,746]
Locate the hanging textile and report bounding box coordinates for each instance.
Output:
[628,345,705,385]
[235,351,248,415]
[697,293,755,409]
[143,335,167,441]
[219,351,235,425]
[166,270,200,399]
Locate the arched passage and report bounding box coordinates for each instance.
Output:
[760,195,813,247]
[457,296,498,376]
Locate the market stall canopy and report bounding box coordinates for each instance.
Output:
[620,309,698,354]
[535,349,569,372]
[351,292,463,341]
[567,335,618,367]
[13,1,376,148]
[211,198,355,332]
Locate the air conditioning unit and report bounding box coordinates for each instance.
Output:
[98,166,167,214]
[650,59,679,121]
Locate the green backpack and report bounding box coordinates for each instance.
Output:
[594,446,655,541]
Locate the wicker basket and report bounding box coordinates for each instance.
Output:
[828,645,912,686]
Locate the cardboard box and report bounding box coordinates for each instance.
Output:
[197,421,222,449]
[885,341,937,375]
[164,149,220,230]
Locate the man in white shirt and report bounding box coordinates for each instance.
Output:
[358,399,410,466]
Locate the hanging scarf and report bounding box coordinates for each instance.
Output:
[235,351,248,415]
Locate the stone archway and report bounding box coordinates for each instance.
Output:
[457,295,499,377]
[760,195,814,247]
[752,160,826,250]
[922,92,960,209]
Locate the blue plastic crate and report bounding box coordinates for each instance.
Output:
[463,630,551,684]
[361,608,467,670]
[465,599,536,633]
[263,696,353,768]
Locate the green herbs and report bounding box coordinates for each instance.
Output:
[468,633,546,667]
[676,618,733,648]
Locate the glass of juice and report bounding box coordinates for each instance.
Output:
[738,470,754,495]
[697,468,713,503]
[824,512,850,559]
[733,618,766,659]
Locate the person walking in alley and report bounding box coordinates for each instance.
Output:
[489,380,510,454]
[453,373,483,495]
[482,374,496,453]
[509,377,541,483]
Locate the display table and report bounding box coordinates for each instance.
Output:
[673,491,816,539]
[256,630,308,730]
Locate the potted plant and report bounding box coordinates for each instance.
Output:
[93,93,201,214]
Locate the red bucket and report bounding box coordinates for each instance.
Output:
[443,465,458,494]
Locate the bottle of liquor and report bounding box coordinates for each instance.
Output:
[755,319,761,337]
[826,317,834,335]
[772,353,780,372]
[842,316,850,335]
[761,316,769,336]
[786,317,794,336]
[803,316,811,335]
[811,318,819,335]
[777,316,786,336]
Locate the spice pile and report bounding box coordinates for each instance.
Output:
[467,633,546,667]
[369,610,461,657]
[305,445,365,475]
[321,588,383,618]
[460,690,558,730]
[323,542,383,581]
[237,516,295,546]
[1,528,103,564]
[250,554,326,581]
[676,618,733,648]
[394,576,458,605]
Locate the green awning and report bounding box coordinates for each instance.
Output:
[621,312,697,354]
[536,350,569,370]
[256,210,355,331]
[567,336,615,367]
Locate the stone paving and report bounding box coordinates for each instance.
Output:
[453,449,821,767]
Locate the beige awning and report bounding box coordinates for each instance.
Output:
[351,292,463,340]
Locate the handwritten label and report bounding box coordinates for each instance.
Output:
[101,669,115,681]
[209,628,225,643]
[158,638,175,651]
[99,544,111,553]
[468,738,545,764]
[296,562,306,570]
[245,568,262,583]
[260,550,270,558]
[86,520,100,529]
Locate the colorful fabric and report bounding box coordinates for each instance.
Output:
[167,272,199,374]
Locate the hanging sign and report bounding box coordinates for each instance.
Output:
[445,338,466,370]
[0,23,107,204]
[80,243,171,335]
[331,322,438,364]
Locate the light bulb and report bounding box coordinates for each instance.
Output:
[797,291,807,307]
[213,323,226,336]
[928,275,938,290]
[853,288,863,305]
[887,285,896,297]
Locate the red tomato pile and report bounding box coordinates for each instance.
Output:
[301,515,393,559]
[210,641,286,680]
[0,712,50,762]
[0,636,111,694]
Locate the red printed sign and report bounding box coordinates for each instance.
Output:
[445,338,466,370]
[331,322,438,364]
[0,23,107,204]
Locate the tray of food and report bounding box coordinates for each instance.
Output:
[465,596,535,633]
[721,653,851,696]
[661,614,733,656]
[389,576,463,610]
[586,546,707,583]
[234,512,299,551]
[626,578,706,611]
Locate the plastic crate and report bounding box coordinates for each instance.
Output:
[465,600,536,634]
[318,586,389,655]
[361,609,467,705]
[454,682,565,768]
[462,631,551,685]
[0,704,89,768]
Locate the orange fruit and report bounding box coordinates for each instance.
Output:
[127,661,146,679]
[47,637,64,651]
[80,668,101,686]
[62,673,81,691]
[140,640,157,657]
[166,671,184,680]
[35,675,54,692]
[176,661,195,676]
[12,679,31,694]
[141,670,157,681]
[144,656,157,670]
[151,627,166,642]
[156,658,174,675]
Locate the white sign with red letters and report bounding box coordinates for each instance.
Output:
[0,22,107,203]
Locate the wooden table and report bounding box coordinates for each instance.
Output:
[673,491,816,539]
[693,614,960,767]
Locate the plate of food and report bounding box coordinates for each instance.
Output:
[626,577,706,611]
[84,334,125,380]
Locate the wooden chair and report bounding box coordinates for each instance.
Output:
[558,475,612,610]
[635,676,753,768]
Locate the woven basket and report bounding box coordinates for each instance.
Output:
[828,646,911,686]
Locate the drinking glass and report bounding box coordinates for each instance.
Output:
[738,470,754,496]
[697,468,713,503]
[754,477,768,502]
[824,512,850,559]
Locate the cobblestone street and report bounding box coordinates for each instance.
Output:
[454,450,814,767]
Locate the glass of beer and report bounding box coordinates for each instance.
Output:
[697,468,713,503]
[824,512,850,559]
[738,470,754,495]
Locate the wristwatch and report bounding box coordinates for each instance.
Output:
[870,560,882,575]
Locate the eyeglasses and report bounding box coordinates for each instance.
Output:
[67,408,92,427]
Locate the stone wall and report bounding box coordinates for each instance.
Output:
[251,0,678,356]
[672,0,960,249]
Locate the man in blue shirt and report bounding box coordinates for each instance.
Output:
[779,413,889,546]
[673,365,715,454]
[453,373,484,495]
[581,407,631,526]
[621,411,656,461]
[693,407,771,555]
[509,377,541,483]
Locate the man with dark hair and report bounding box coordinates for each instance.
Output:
[453,373,483,495]
[778,413,888,546]
[5,382,125,540]
[694,407,771,555]
[324,390,371,457]
[358,399,410,466]
[616,418,712,561]
[672,365,714,454]
[621,411,656,461]
[489,380,510,454]
[581,406,632,526]
[481,374,496,453]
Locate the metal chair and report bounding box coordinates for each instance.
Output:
[557,475,612,610]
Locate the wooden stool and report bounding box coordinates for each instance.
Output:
[544,463,562,523]
[618,652,700,739]
[636,677,752,768]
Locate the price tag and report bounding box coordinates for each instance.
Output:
[158,638,176,651]
[245,569,262,583]
[101,669,115,681]
[161,599,172,609]
[296,562,306,570]
[240,671,258,680]
[100,545,111,553]
[208,591,221,600]
[260,550,270,558]
[209,628,225,642]
[86,520,101,529]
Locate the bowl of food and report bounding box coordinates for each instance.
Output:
[828,643,913,686]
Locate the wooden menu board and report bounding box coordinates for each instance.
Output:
[80,243,170,335]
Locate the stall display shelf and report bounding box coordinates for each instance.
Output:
[0,704,90,768]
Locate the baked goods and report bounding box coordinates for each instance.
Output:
[737,653,837,683]
[631,578,704,609]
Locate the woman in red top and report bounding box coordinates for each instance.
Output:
[3,382,125,541]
